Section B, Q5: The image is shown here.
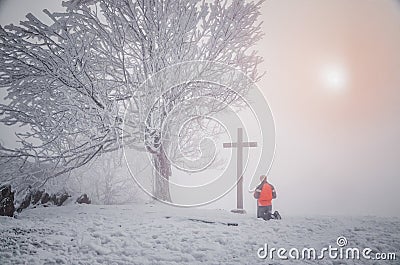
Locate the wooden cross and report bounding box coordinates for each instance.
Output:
[223,128,257,213]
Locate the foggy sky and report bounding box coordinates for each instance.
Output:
[259,0,400,217]
[0,0,399,216]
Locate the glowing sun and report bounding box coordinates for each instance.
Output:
[320,64,348,93]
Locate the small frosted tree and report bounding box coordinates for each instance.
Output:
[0,0,264,202]
[65,150,140,204]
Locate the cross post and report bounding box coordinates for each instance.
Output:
[223,128,257,213]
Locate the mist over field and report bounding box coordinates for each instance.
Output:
[0,0,399,216]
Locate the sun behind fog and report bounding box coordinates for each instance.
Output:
[320,63,348,94]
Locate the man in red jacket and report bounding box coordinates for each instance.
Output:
[254,175,280,220]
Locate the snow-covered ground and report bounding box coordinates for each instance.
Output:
[0,203,398,265]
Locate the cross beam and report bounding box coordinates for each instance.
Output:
[223,128,257,212]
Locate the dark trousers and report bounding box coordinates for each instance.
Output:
[257,204,272,218]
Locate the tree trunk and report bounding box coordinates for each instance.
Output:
[153,146,172,202]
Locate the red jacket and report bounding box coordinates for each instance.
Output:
[256,182,276,206]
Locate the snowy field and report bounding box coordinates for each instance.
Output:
[0,203,398,265]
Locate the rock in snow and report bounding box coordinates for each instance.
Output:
[16,187,32,213]
[31,189,44,205]
[40,192,51,204]
[76,194,91,204]
[51,192,70,206]
[15,188,72,213]
[0,184,15,217]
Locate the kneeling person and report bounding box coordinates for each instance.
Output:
[254,175,279,220]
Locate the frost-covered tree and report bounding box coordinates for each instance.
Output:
[0,0,264,202]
